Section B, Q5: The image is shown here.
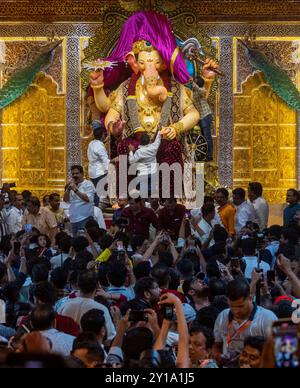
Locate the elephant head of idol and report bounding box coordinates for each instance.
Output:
[125,40,169,103]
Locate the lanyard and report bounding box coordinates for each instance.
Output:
[226,320,252,348]
[226,304,257,348]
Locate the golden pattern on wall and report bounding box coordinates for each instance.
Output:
[1,73,66,198]
[233,72,297,204]
[1,1,300,22]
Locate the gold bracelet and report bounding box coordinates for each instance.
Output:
[171,122,185,135]
[91,83,104,89]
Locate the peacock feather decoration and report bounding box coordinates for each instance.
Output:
[239,38,300,112]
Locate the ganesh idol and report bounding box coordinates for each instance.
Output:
[88,11,218,170]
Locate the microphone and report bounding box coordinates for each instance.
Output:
[180,37,224,77]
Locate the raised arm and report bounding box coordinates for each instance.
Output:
[159,293,189,368]
[277,254,300,298]
[89,70,111,113]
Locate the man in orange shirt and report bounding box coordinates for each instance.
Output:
[22,196,57,243]
[215,188,236,236]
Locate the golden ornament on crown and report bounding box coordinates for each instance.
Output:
[132,40,155,54]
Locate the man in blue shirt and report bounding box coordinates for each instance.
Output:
[284,189,300,227]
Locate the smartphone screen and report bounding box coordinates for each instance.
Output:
[273,320,300,369]
[117,241,124,251]
[24,224,32,234]
[78,229,85,236]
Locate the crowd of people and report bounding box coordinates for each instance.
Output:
[0,165,299,368]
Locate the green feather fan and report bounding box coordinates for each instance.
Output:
[0,40,62,110]
[239,40,300,111]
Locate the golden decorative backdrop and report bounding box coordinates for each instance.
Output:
[1,72,66,198]
[233,72,297,203]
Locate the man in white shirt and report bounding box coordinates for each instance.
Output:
[233,188,256,234]
[87,124,110,208]
[241,238,270,280]
[31,305,75,357]
[248,182,269,231]
[128,132,161,197]
[265,225,281,268]
[56,270,116,341]
[63,165,96,237]
[58,201,107,233]
[214,278,276,357]
[6,193,24,234]
[193,203,216,249]
[50,235,72,270]
[191,196,224,228]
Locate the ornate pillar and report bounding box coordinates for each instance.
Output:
[66,37,82,177]
[218,36,234,188]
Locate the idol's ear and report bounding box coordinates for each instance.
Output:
[125,51,139,75]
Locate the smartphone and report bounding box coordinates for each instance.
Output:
[117,251,126,265]
[267,270,276,287]
[78,229,85,236]
[254,267,265,287]
[24,224,32,234]
[13,242,21,256]
[273,319,300,369]
[185,210,191,220]
[129,310,148,323]
[117,241,124,251]
[160,304,175,321]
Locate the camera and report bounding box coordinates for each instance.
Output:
[160,304,175,321]
[129,310,148,323]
